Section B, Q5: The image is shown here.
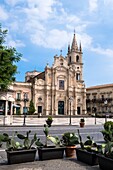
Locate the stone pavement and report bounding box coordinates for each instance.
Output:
[0,116,112,126]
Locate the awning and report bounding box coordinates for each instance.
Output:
[8,97,15,102]
[12,104,20,108]
[0,96,6,100]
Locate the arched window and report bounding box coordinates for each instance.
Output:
[76,55,79,62]
[59,80,64,90]
[76,73,80,80]
[60,59,63,65]
[69,56,71,63]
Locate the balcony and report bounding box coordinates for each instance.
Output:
[16,98,21,102]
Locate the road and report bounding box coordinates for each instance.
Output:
[0,125,104,147]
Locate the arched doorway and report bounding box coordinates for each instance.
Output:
[58,101,64,115]
[77,106,81,115]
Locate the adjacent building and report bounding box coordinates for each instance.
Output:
[86,84,113,116]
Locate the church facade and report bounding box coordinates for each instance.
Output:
[0,33,86,117]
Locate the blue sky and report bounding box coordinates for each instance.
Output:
[1,0,113,87]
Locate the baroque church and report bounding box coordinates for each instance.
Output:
[0,33,86,117]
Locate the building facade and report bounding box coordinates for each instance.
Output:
[86,84,113,116]
[0,33,86,117]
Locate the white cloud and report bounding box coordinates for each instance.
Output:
[8,21,19,31]
[89,0,98,13]
[4,0,24,7]
[0,0,102,52]
[77,33,93,49]
[30,29,71,49]
[6,35,25,48]
[0,6,9,20]
[24,0,57,20]
[91,46,113,57]
[21,57,29,62]
[104,0,113,6]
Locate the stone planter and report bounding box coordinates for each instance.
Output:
[6,148,36,164]
[76,148,98,166]
[46,120,53,127]
[98,154,113,170]
[38,146,65,161]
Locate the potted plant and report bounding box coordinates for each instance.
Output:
[97,123,113,170]
[101,121,113,141]
[35,123,65,160]
[76,129,99,166]
[97,141,113,170]
[46,116,53,127]
[80,118,85,127]
[1,130,37,164]
[61,132,79,158]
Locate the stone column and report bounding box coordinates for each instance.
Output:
[10,102,13,125]
[4,100,8,125]
[82,90,86,114]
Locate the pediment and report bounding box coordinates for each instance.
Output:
[55,66,67,71]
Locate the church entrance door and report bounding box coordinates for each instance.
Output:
[58,101,64,115]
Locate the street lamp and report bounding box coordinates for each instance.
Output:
[23,93,28,126]
[94,108,97,125]
[104,99,108,123]
[69,97,73,125]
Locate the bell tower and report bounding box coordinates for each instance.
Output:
[67,32,83,81]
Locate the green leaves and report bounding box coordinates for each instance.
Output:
[101,122,113,142]
[1,130,38,150]
[62,132,79,146]
[47,136,60,146]
[17,130,37,149]
[0,23,22,90]
[28,100,36,115]
[35,138,43,147]
[43,124,49,137]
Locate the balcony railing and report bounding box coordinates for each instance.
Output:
[90,98,113,103]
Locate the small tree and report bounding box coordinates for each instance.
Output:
[28,100,35,115]
[0,23,21,90]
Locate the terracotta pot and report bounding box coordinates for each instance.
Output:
[80,122,85,128]
[65,146,76,158]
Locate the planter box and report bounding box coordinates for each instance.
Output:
[6,148,36,164]
[98,154,113,170]
[76,148,98,166]
[38,146,65,161]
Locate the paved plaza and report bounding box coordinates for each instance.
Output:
[0,116,112,126]
[0,158,100,170]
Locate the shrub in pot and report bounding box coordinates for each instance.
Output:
[46,116,53,127]
[98,124,113,170]
[2,130,37,164]
[35,123,65,161]
[80,118,85,127]
[61,132,79,158]
[101,121,113,141]
[76,129,99,165]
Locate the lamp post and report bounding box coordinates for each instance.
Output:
[104,99,108,123]
[95,108,97,125]
[23,93,28,126]
[69,97,73,125]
